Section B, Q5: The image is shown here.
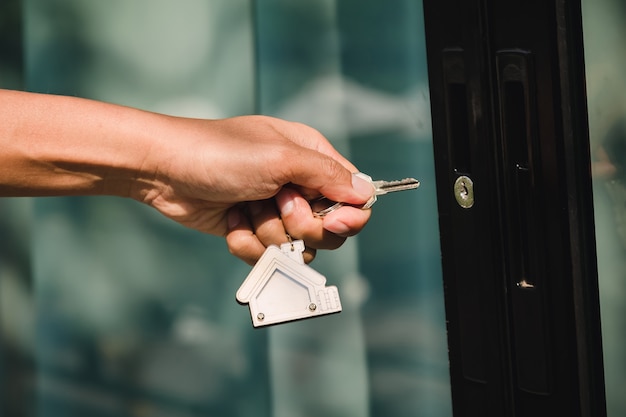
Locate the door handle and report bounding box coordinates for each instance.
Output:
[442,49,488,384]
[497,50,551,395]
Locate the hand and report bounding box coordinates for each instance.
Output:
[137,115,375,264]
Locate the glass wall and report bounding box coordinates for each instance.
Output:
[24,1,268,416]
[0,1,33,416]
[582,1,626,415]
[2,1,450,416]
[255,2,448,416]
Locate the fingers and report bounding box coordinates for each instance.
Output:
[321,205,372,237]
[246,199,319,261]
[225,206,266,265]
[274,187,347,250]
[264,118,375,205]
[225,198,321,265]
[220,117,374,265]
[280,150,375,206]
[225,187,371,265]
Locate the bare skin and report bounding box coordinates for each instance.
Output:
[0,89,374,264]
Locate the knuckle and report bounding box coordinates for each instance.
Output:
[302,247,317,264]
[226,233,263,265]
[320,157,347,184]
[317,233,347,250]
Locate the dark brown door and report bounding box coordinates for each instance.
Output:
[423,0,606,416]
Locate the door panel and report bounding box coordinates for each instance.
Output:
[424,0,605,416]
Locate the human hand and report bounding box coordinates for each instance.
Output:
[137,115,375,264]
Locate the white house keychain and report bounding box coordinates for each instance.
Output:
[236,239,342,327]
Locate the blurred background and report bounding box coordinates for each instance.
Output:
[582,0,626,415]
[0,1,451,417]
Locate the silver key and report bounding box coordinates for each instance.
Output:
[311,173,420,217]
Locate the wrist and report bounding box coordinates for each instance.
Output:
[123,113,177,204]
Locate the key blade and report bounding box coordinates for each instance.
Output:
[373,178,420,195]
[310,176,420,217]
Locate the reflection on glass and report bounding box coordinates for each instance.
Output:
[256,1,449,417]
[1,1,33,416]
[582,0,626,415]
[3,0,450,416]
[25,1,267,416]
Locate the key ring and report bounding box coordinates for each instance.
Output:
[285,232,295,251]
[309,194,377,217]
[310,198,345,218]
[309,172,377,217]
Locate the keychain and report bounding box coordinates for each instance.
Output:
[237,172,420,327]
[236,239,342,327]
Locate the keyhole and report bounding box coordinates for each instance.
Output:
[459,182,469,199]
[454,175,474,209]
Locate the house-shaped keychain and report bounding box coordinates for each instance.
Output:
[236,240,342,327]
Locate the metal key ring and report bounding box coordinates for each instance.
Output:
[309,195,377,218]
[309,172,378,217]
[310,196,344,218]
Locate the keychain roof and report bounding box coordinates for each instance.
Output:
[236,240,342,327]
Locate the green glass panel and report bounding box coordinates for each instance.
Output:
[24,1,269,416]
[582,1,626,415]
[255,1,450,416]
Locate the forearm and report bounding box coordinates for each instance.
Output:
[0,89,164,197]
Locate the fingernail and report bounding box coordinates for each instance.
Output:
[228,208,241,229]
[352,173,375,200]
[276,189,295,216]
[324,219,350,236]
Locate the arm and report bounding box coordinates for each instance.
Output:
[0,89,373,264]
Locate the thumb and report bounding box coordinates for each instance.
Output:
[286,151,375,205]
[345,172,377,203]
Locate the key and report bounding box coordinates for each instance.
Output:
[310,173,420,217]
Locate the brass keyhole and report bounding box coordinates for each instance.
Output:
[454,175,474,209]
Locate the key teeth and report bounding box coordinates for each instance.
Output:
[375,178,421,194]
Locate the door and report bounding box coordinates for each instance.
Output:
[422,0,606,416]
